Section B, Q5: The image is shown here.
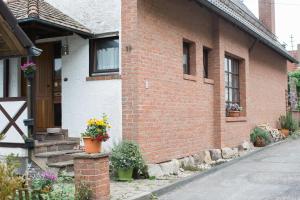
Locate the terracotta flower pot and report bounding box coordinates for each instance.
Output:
[228,111,240,117]
[83,137,102,153]
[280,129,289,137]
[254,136,266,147]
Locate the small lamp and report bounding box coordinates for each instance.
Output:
[61,37,69,56]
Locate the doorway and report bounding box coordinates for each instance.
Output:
[35,42,62,132]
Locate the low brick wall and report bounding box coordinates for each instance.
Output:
[73,153,110,200]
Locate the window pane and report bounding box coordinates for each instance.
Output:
[225,88,229,102]
[224,58,228,72]
[228,74,233,87]
[96,39,119,70]
[232,75,239,88]
[224,56,240,107]
[183,42,190,74]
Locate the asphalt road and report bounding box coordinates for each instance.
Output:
[160,139,300,200]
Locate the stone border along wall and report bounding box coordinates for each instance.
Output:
[147,141,253,178]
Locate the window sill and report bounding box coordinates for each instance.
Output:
[204,78,214,85]
[226,117,247,123]
[183,74,197,81]
[86,74,121,81]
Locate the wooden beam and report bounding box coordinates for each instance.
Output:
[0,15,28,56]
[3,59,9,98]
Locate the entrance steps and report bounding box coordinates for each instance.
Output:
[32,128,82,175]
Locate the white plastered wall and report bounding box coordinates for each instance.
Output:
[61,35,122,151]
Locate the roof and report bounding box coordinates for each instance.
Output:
[0,0,40,58]
[196,0,298,63]
[6,0,92,36]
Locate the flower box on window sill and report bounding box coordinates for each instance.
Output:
[227,111,240,117]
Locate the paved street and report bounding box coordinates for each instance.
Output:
[160,139,300,200]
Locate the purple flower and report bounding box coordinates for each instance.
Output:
[41,171,57,181]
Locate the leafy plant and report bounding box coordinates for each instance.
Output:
[250,127,271,145]
[279,112,298,132]
[110,141,145,171]
[75,182,92,200]
[0,154,24,200]
[81,114,111,142]
[31,171,57,194]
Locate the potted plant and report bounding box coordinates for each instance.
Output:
[20,62,36,79]
[110,141,145,181]
[226,103,243,117]
[279,112,298,137]
[250,127,271,147]
[81,115,110,154]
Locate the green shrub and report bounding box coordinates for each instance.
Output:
[110,141,145,171]
[0,154,24,200]
[75,182,92,200]
[279,112,299,132]
[250,127,271,145]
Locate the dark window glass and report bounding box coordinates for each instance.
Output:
[225,57,240,107]
[183,42,190,75]
[90,37,119,74]
[203,48,209,78]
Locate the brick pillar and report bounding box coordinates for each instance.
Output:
[73,153,110,200]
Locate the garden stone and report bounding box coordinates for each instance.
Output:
[232,148,239,157]
[170,159,180,175]
[160,161,174,176]
[238,141,251,151]
[194,150,212,164]
[147,164,163,178]
[221,147,237,159]
[209,149,222,161]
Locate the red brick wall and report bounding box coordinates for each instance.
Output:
[122,0,288,163]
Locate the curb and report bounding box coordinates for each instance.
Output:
[131,139,290,200]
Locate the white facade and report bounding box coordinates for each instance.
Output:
[45,0,121,34]
[60,35,122,150]
[0,0,123,155]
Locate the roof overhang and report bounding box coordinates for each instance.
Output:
[0,0,41,59]
[195,0,298,64]
[18,18,94,39]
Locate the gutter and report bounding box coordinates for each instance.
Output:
[18,18,94,39]
[195,0,298,64]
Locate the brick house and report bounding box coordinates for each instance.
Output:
[0,0,297,170]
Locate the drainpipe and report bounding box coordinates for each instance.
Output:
[23,56,35,179]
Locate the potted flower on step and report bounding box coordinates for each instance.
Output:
[110,141,145,181]
[81,115,111,154]
[226,103,243,117]
[278,112,298,137]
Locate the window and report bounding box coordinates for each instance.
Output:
[183,42,191,75]
[203,47,210,78]
[225,56,240,107]
[183,40,196,76]
[90,37,119,75]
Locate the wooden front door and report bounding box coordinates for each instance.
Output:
[35,43,54,132]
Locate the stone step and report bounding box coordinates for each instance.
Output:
[47,128,63,135]
[35,150,83,164]
[48,160,74,174]
[34,139,80,154]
